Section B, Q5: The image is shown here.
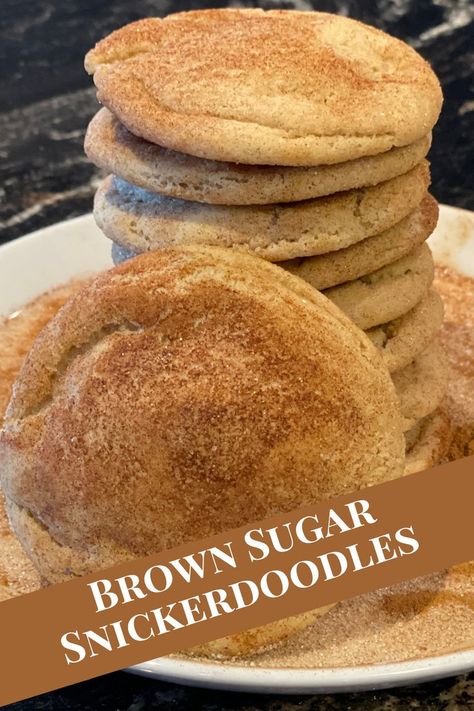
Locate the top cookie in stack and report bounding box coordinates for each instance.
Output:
[85,9,447,470]
[85,9,441,261]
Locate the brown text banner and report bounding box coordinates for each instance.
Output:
[1,455,473,706]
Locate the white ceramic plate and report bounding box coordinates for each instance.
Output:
[0,205,473,693]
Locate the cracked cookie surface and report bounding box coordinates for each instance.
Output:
[85,10,442,165]
[94,162,430,262]
[0,246,404,588]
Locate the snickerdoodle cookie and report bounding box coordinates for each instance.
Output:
[85,108,432,205]
[282,195,437,290]
[94,163,430,262]
[322,244,434,330]
[0,246,405,656]
[393,340,449,432]
[366,288,444,373]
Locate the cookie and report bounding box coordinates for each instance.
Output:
[94,162,430,262]
[110,244,443,375]
[85,10,442,165]
[393,340,449,432]
[85,108,432,205]
[110,249,442,374]
[111,242,135,266]
[282,195,437,290]
[322,243,434,330]
[366,288,444,373]
[404,409,452,475]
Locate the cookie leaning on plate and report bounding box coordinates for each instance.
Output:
[85,9,442,165]
[94,162,430,262]
[85,108,432,205]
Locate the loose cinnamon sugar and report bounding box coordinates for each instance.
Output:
[0,269,472,666]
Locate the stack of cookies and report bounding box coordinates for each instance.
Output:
[84,9,448,469]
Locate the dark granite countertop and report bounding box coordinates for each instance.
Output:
[1,1,473,708]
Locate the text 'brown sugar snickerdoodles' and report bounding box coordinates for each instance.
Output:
[0,247,405,656]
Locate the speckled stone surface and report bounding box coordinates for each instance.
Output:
[1,1,473,708]
[4,670,474,710]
